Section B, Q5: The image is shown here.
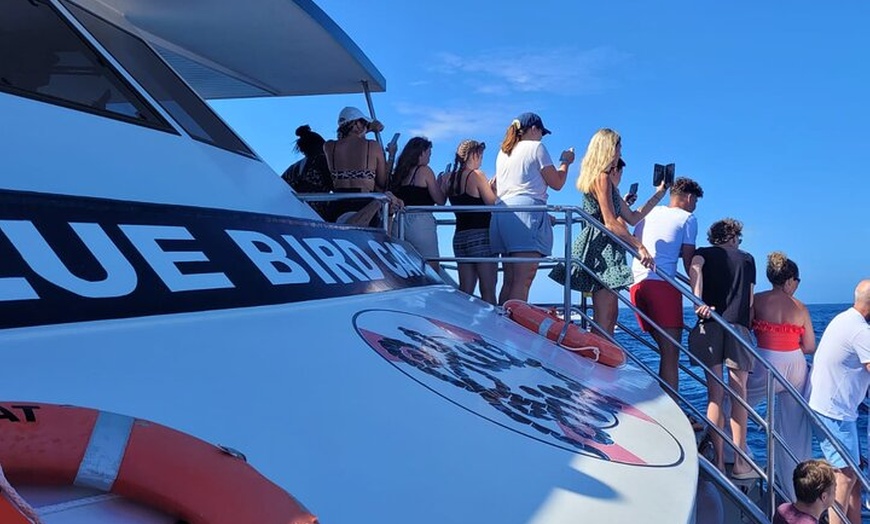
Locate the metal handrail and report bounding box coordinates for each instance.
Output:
[297,192,392,233]
[699,456,770,524]
[561,206,870,512]
[558,279,776,496]
[556,205,870,496]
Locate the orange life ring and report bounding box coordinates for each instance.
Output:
[0,402,318,524]
[503,300,626,368]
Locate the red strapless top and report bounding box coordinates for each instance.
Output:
[752,319,804,351]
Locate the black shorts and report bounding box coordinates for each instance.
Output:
[688,320,754,371]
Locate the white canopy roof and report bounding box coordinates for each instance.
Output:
[70,0,386,99]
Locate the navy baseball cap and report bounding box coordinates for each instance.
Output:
[516,112,551,135]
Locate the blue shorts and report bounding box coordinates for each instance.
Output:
[815,413,860,470]
[489,197,552,256]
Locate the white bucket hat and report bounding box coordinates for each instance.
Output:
[337,106,371,126]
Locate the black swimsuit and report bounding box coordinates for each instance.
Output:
[394,166,435,206]
[448,170,491,231]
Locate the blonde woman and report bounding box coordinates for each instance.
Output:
[446,139,498,304]
[550,128,664,336]
[489,112,574,304]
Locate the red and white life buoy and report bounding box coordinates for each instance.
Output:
[0,402,318,524]
[503,300,626,368]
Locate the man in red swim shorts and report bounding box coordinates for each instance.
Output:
[629,177,704,398]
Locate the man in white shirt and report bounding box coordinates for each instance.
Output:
[808,279,870,524]
[630,177,704,397]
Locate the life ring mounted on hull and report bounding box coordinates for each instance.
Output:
[503,300,626,368]
[0,402,318,524]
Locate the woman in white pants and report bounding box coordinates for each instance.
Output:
[747,251,816,500]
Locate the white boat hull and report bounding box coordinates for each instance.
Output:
[1,283,697,523]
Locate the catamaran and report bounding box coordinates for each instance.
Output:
[0,0,700,521]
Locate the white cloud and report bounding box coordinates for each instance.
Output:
[431,46,628,96]
[385,45,629,149]
[392,102,505,142]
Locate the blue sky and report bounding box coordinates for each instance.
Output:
[213,0,868,305]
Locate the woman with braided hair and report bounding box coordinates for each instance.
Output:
[446,139,498,304]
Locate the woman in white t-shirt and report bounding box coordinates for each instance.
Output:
[489,112,574,304]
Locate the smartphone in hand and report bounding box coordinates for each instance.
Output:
[445,162,453,175]
[653,163,676,186]
[625,182,640,206]
[388,133,400,148]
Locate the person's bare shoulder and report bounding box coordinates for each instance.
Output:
[469,169,489,187]
[794,298,810,313]
[752,291,776,311]
[754,289,773,301]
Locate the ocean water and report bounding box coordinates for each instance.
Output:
[612,303,856,470]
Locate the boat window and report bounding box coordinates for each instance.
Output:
[64,2,256,158]
[0,0,170,130]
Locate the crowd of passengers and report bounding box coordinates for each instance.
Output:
[283,107,870,524]
[284,107,580,304]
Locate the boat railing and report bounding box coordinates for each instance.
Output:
[546,205,868,516]
[392,201,866,522]
[700,457,770,524]
[297,192,393,233]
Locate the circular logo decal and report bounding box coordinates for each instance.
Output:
[354,309,683,467]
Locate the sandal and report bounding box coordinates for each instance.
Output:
[730,468,761,481]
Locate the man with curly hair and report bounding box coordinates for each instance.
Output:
[630,177,704,401]
[688,218,756,480]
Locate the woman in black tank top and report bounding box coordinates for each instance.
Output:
[446,139,498,304]
[391,137,445,272]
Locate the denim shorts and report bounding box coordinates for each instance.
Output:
[815,412,860,470]
[488,196,552,256]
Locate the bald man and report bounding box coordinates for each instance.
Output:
[808,279,870,524]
